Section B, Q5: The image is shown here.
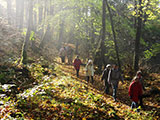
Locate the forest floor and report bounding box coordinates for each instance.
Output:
[0,60,160,119]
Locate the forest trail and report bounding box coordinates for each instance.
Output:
[57,61,160,115]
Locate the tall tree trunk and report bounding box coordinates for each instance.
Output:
[39,0,54,49]
[39,25,51,48]
[16,0,20,28]
[58,16,65,48]
[100,0,106,70]
[22,0,33,64]
[33,11,37,32]
[25,0,29,28]
[38,0,43,37]
[7,0,11,24]
[106,0,121,69]
[134,0,142,71]
[134,0,137,28]
[19,0,24,29]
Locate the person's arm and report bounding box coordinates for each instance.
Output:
[129,83,133,99]
[107,69,112,84]
[101,70,105,81]
[139,83,143,96]
[80,59,82,65]
[141,77,145,91]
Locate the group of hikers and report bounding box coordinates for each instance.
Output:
[59,48,145,111]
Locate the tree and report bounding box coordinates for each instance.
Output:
[6,0,11,24]
[134,0,142,71]
[100,0,107,69]
[22,0,33,64]
[16,0,20,28]
[106,0,121,69]
[19,0,24,29]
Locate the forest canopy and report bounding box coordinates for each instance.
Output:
[0,0,159,72]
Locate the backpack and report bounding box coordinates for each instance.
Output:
[111,69,120,80]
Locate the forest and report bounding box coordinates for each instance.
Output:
[0,0,159,119]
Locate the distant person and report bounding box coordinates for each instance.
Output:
[85,59,94,84]
[59,47,66,63]
[101,64,111,94]
[129,76,142,111]
[73,55,82,77]
[66,46,74,64]
[108,64,124,101]
[136,70,145,108]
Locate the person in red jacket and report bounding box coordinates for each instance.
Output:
[73,56,82,77]
[129,76,142,110]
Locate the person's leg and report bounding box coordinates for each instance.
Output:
[86,76,89,82]
[62,56,65,63]
[76,69,79,77]
[60,56,63,63]
[91,76,94,84]
[139,95,144,108]
[105,80,109,94]
[112,84,118,101]
[131,101,137,109]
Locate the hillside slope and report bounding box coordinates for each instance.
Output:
[0,62,159,119]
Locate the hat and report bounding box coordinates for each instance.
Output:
[106,64,111,68]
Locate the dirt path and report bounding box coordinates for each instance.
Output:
[57,62,160,115]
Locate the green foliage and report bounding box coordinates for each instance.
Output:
[144,43,160,60]
[29,31,35,41]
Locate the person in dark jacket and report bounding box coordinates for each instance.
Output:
[129,76,142,110]
[136,70,145,108]
[108,64,124,101]
[73,56,82,77]
[101,64,111,94]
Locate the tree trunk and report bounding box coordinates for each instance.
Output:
[38,0,43,37]
[39,25,51,49]
[16,0,20,28]
[58,16,65,48]
[39,0,54,49]
[22,0,33,64]
[24,0,29,28]
[7,0,11,24]
[106,0,121,70]
[19,0,24,29]
[100,0,107,70]
[134,0,137,28]
[134,0,142,71]
[33,11,37,32]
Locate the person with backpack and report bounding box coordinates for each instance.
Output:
[129,76,142,111]
[59,46,66,63]
[73,55,82,77]
[85,59,94,84]
[108,64,124,101]
[136,70,145,108]
[101,64,111,94]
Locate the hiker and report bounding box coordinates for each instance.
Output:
[66,46,74,64]
[59,47,66,63]
[136,70,145,108]
[101,64,111,94]
[129,76,142,111]
[108,64,124,101]
[85,59,94,84]
[73,55,82,77]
